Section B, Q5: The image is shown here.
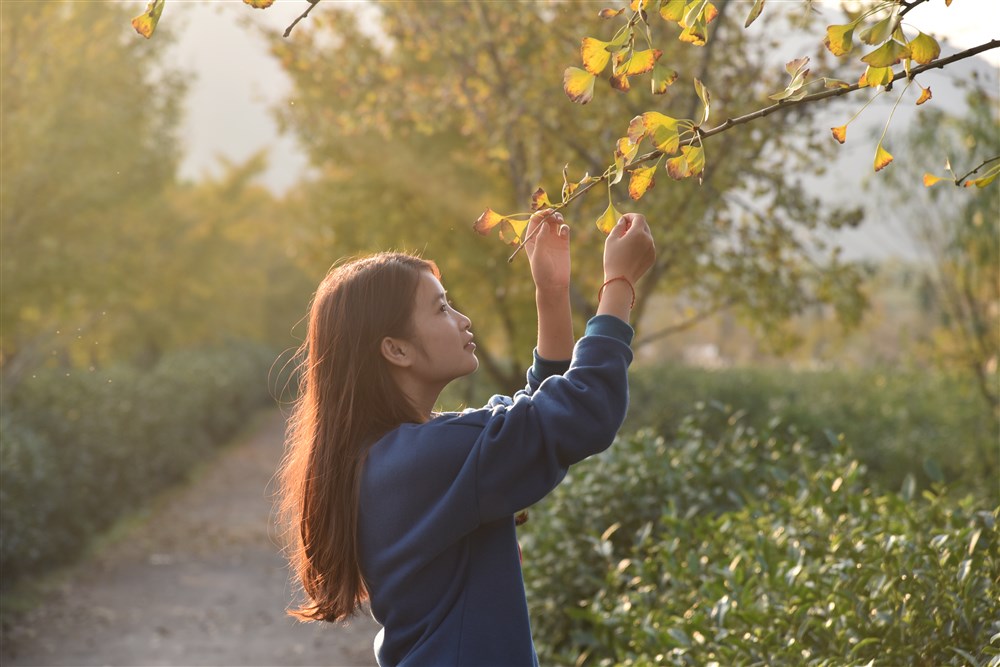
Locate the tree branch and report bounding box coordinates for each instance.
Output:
[284,0,320,39]
[954,155,1000,185]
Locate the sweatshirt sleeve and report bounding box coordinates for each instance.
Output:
[465,315,634,524]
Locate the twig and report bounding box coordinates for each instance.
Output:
[284,0,320,39]
[955,155,1000,185]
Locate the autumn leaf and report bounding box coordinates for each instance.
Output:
[824,23,855,57]
[243,0,276,7]
[744,0,765,28]
[596,201,623,234]
[861,39,910,67]
[530,187,553,211]
[637,112,682,154]
[499,217,529,245]
[694,77,711,124]
[923,173,945,187]
[679,19,709,46]
[581,37,613,75]
[474,208,507,235]
[831,125,847,144]
[916,87,932,105]
[824,78,851,89]
[659,0,686,23]
[599,8,625,19]
[874,143,893,172]
[859,15,898,46]
[622,49,662,76]
[682,144,705,178]
[965,166,999,188]
[564,67,597,104]
[769,56,810,101]
[628,165,657,200]
[613,137,639,185]
[131,0,166,39]
[610,72,631,92]
[665,153,690,180]
[651,62,679,94]
[908,31,941,64]
[859,65,894,88]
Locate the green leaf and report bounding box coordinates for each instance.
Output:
[563,67,597,104]
[923,458,944,483]
[131,0,166,39]
[744,0,765,28]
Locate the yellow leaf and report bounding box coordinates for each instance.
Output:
[923,173,945,187]
[679,19,708,46]
[596,201,623,234]
[131,0,165,39]
[243,0,275,7]
[824,23,855,57]
[745,0,765,28]
[682,145,705,177]
[874,143,893,172]
[474,208,507,235]
[599,8,625,19]
[665,153,690,180]
[908,31,941,64]
[581,37,613,75]
[704,2,719,24]
[627,115,648,144]
[861,39,910,67]
[499,218,529,245]
[563,67,597,104]
[643,112,681,154]
[694,77,711,124]
[859,65,894,88]
[530,188,553,211]
[610,72,631,92]
[966,167,999,188]
[623,49,663,76]
[916,87,932,105]
[824,78,851,89]
[651,63,679,94]
[859,15,898,46]
[660,0,686,23]
[628,165,657,200]
[831,125,847,144]
[616,137,639,164]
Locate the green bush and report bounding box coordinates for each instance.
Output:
[521,407,999,666]
[625,364,998,501]
[0,342,274,583]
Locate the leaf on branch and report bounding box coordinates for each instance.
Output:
[622,49,663,76]
[596,201,623,234]
[824,23,855,56]
[694,77,711,124]
[769,57,810,101]
[613,137,640,185]
[243,0,276,7]
[965,166,1000,188]
[916,86,932,105]
[665,146,705,180]
[744,0,765,28]
[874,143,893,172]
[861,39,910,68]
[908,31,941,64]
[651,63,679,94]
[679,20,709,46]
[859,65,893,88]
[824,78,851,89]
[628,165,657,200]
[561,165,592,200]
[599,7,625,19]
[831,125,847,144]
[499,218,530,245]
[564,67,597,104]
[660,0,686,23]
[610,72,632,92]
[859,15,898,46]
[530,188,554,211]
[474,208,508,235]
[131,0,166,39]
[665,153,689,180]
[630,112,683,154]
[923,173,945,187]
[630,0,653,10]
[582,37,614,75]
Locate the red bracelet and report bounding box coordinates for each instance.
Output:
[598,275,636,309]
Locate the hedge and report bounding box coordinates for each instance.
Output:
[521,407,999,666]
[0,342,275,584]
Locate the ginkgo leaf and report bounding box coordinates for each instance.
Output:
[599,7,625,18]
[660,0,686,23]
[651,63,679,94]
[636,112,682,154]
[682,144,705,178]
[582,37,613,75]
[916,87,932,105]
[531,187,554,211]
[923,173,945,187]
[474,208,507,235]
[694,78,711,124]
[745,0,765,28]
[861,39,910,67]
[628,165,657,200]
[769,57,810,101]
[610,72,631,92]
[785,56,809,77]
[679,19,709,46]
[874,143,893,172]
[243,0,276,7]
[665,153,690,180]
[623,49,663,76]
[965,166,999,188]
[564,67,597,104]
[859,65,894,88]
[596,201,623,234]
[831,125,847,144]
[824,23,855,56]
[616,137,640,164]
[499,218,529,245]
[859,15,898,46]
[131,0,166,39]
[908,31,941,64]
[824,78,851,89]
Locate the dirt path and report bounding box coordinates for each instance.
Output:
[1,410,380,667]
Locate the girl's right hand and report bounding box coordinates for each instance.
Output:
[603,213,655,285]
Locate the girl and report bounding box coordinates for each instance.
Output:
[278,209,656,666]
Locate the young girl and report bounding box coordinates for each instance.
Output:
[278,209,656,665]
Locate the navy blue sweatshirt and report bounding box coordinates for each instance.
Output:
[358,315,634,666]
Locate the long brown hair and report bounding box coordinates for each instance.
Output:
[278,252,439,622]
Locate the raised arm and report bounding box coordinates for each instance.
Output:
[525,209,574,362]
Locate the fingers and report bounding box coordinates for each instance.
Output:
[527,208,566,243]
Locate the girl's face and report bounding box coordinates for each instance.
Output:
[403,270,479,388]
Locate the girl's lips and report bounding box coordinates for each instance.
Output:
[465,340,476,350]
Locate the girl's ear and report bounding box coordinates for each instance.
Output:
[380,336,412,368]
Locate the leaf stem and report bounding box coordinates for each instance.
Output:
[877,79,911,147]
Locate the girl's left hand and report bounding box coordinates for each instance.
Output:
[525,208,571,293]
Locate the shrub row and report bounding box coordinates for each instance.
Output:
[0,342,275,584]
[521,407,999,666]
[625,363,998,501]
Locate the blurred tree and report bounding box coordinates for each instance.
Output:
[883,85,1000,413]
[271,1,867,391]
[0,2,183,384]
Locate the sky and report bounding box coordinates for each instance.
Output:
[167,0,999,195]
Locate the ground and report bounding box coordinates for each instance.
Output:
[1,410,380,667]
